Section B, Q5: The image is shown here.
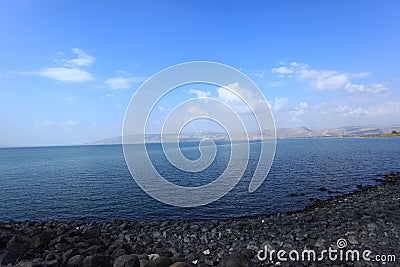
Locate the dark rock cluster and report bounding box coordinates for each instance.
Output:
[1,172,399,267]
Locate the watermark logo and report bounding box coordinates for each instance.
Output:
[122,61,276,207]
[336,238,347,249]
[257,238,396,263]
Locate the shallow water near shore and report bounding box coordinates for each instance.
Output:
[0,137,399,221]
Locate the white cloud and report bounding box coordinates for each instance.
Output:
[65,48,95,67]
[306,101,400,127]
[336,101,400,117]
[105,77,133,89]
[30,48,96,83]
[272,96,400,127]
[273,97,289,112]
[313,73,348,91]
[38,67,93,82]
[290,62,300,67]
[60,120,80,127]
[188,104,209,116]
[35,119,82,128]
[217,82,267,107]
[271,66,295,74]
[217,82,263,114]
[367,83,390,93]
[35,120,52,127]
[299,102,308,108]
[217,83,252,114]
[272,98,309,116]
[105,76,146,89]
[368,101,400,116]
[101,93,114,98]
[251,70,266,78]
[268,81,284,87]
[217,85,242,103]
[290,102,309,116]
[270,98,311,126]
[189,89,211,98]
[271,62,390,94]
[348,72,370,79]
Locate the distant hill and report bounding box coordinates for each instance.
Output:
[88,126,400,144]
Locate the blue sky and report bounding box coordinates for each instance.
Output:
[1,1,399,146]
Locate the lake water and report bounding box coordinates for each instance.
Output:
[0,138,399,221]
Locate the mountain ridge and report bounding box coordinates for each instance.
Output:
[88,126,400,144]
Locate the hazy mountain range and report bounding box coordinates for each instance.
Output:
[88,126,400,144]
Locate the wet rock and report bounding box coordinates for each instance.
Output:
[153,248,172,258]
[113,255,140,267]
[347,235,359,245]
[63,248,79,265]
[88,237,102,246]
[0,235,30,265]
[220,253,251,267]
[185,253,198,262]
[67,255,84,267]
[111,248,127,260]
[87,244,103,255]
[31,231,55,249]
[304,215,313,222]
[169,263,194,267]
[144,256,172,267]
[16,260,33,267]
[122,243,135,254]
[73,235,85,243]
[139,259,149,267]
[84,227,101,239]
[0,230,13,248]
[39,259,59,267]
[83,255,111,267]
[45,253,57,261]
[55,241,73,252]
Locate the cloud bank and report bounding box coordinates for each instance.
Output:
[271,62,389,94]
[37,48,94,82]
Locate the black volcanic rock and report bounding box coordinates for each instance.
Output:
[0,235,30,265]
[113,254,140,267]
[0,172,398,267]
[68,254,84,267]
[83,254,111,267]
[220,253,251,267]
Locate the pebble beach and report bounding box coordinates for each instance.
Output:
[0,172,399,267]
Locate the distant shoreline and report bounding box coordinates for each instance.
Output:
[1,135,399,149]
[360,132,400,138]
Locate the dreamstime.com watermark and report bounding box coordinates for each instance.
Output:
[122,61,276,207]
[257,238,396,264]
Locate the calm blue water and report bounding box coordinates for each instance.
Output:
[0,138,399,221]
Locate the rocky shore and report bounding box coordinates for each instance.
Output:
[1,172,399,267]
